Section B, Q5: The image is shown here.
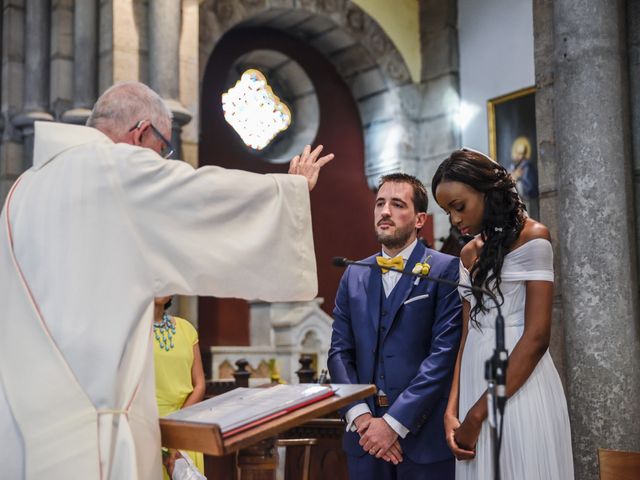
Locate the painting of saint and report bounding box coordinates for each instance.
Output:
[488,87,539,218]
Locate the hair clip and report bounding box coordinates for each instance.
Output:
[494,226,503,232]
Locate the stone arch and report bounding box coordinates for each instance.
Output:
[296,324,331,353]
[200,0,417,187]
[300,328,322,353]
[297,325,330,377]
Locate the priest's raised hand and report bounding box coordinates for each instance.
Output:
[288,144,334,191]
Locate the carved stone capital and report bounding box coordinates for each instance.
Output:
[164,99,193,128]
[61,108,93,126]
[13,111,55,133]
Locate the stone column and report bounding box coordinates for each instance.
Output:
[149,0,192,157]
[1,3,25,204]
[62,0,99,125]
[417,0,460,245]
[628,0,640,301]
[13,0,54,168]
[0,5,4,141]
[532,0,568,385]
[554,1,640,479]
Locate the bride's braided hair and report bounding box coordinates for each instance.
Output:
[432,149,527,326]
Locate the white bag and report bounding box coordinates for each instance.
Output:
[171,451,207,480]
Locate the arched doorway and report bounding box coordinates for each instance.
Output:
[198,26,378,346]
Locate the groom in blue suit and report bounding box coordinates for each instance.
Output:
[328,173,462,479]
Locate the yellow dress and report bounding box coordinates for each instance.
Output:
[154,316,205,479]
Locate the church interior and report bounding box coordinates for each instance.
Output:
[1,0,639,479]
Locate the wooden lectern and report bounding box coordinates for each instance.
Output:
[160,384,375,479]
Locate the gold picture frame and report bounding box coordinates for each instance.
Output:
[487,86,539,218]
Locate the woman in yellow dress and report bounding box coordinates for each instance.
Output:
[153,296,206,479]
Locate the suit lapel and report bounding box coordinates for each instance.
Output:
[380,242,429,343]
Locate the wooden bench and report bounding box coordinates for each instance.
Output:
[598,448,640,480]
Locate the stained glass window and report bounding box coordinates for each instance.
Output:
[222,69,292,150]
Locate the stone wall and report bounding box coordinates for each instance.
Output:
[415,0,460,241]
[532,0,566,385]
[0,0,198,208]
[0,0,460,242]
[629,0,640,301]
[199,0,459,242]
[0,2,25,202]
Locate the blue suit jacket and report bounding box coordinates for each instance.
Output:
[328,242,462,465]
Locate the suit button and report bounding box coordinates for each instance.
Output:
[380,374,384,379]
[381,310,388,316]
[380,326,386,332]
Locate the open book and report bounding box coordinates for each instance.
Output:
[163,384,334,437]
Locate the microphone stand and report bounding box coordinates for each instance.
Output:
[333,257,507,480]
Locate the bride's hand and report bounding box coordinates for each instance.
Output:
[445,411,476,460]
[453,409,482,454]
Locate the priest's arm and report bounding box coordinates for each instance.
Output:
[111,144,332,302]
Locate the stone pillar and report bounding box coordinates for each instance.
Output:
[49,1,73,119]
[62,0,99,125]
[149,0,191,157]
[417,0,460,245]
[554,1,640,478]
[0,6,3,140]
[13,0,54,168]
[1,3,26,204]
[532,0,568,385]
[628,0,640,301]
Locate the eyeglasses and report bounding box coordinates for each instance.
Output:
[129,120,175,159]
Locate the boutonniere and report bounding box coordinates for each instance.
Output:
[412,255,432,285]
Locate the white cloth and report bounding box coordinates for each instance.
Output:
[343,240,417,438]
[172,454,206,480]
[456,239,573,480]
[0,121,317,479]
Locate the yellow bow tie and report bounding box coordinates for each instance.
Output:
[376,256,404,274]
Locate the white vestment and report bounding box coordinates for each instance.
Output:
[0,122,317,479]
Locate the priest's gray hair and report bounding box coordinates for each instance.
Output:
[87,81,173,141]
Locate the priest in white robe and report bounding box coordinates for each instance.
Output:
[0,81,333,480]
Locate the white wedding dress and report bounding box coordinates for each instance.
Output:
[457,238,574,480]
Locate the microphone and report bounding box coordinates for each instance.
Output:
[332,256,501,306]
[331,257,349,268]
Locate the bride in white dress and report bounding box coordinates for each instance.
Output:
[431,149,574,480]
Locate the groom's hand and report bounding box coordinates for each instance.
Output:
[381,440,404,465]
[354,412,373,434]
[359,418,400,461]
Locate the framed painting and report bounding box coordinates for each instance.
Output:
[488,86,539,219]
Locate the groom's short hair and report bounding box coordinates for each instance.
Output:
[377,173,428,213]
